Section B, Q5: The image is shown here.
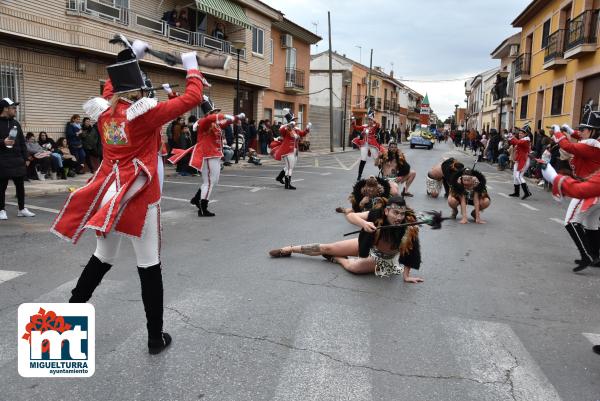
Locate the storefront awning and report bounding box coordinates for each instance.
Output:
[195,0,252,30]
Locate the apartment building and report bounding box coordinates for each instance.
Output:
[512,0,600,130]
[0,0,317,137]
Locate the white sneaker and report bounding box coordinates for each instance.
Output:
[17,208,35,217]
[0,210,7,220]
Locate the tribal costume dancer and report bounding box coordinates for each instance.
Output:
[508,125,532,199]
[335,176,391,215]
[270,196,423,283]
[271,108,311,190]
[549,103,600,270]
[447,168,490,224]
[351,109,384,181]
[169,96,244,217]
[426,157,464,198]
[375,141,416,197]
[52,39,205,354]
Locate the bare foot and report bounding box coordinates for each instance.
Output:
[475,219,487,224]
[404,276,424,283]
[460,218,468,224]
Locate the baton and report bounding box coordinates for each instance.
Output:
[343,210,449,236]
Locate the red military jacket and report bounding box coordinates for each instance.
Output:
[52,69,204,243]
[554,132,600,179]
[168,114,234,170]
[271,124,309,161]
[509,136,531,172]
[553,171,600,211]
[351,121,383,152]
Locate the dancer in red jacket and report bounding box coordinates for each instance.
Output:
[351,108,384,181]
[52,39,205,354]
[508,125,532,199]
[271,108,311,190]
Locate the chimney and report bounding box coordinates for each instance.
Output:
[390,70,394,78]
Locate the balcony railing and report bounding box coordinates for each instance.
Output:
[383,99,391,110]
[566,10,599,51]
[66,0,245,60]
[544,29,567,63]
[375,98,382,110]
[284,68,305,91]
[513,53,531,78]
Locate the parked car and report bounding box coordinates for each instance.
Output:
[409,130,434,149]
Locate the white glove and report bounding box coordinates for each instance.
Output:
[236,113,245,120]
[351,116,356,121]
[131,40,149,60]
[161,83,173,94]
[224,114,235,122]
[181,51,198,71]
[541,162,558,183]
[192,121,199,132]
[306,122,312,130]
[550,124,560,134]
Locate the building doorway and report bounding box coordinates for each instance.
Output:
[535,90,544,130]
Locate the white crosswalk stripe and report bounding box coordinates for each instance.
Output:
[0,270,25,284]
[272,303,372,401]
[446,318,562,401]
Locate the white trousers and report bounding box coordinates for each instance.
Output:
[201,157,221,200]
[283,153,297,177]
[360,144,379,161]
[513,159,530,185]
[93,174,161,268]
[564,198,600,229]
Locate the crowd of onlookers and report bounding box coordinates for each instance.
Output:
[450,127,565,188]
[161,7,227,41]
[22,114,102,181]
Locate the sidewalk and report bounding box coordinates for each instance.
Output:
[22,147,356,197]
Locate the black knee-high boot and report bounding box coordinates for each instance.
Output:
[198,199,215,217]
[586,229,600,267]
[521,183,532,200]
[190,188,201,209]
[357,160,366,181]
[567,223,594,272]
[508,184,520,197]
[276,169,285,185]
[285,176,296,190]
[137,264,172,354]
[69,255,112,303]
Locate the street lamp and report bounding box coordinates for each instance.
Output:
[454,104,459,131]
[231,40,245,163]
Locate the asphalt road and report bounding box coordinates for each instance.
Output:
[1,142,599,401]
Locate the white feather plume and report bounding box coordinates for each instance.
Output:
[83,97,110,121]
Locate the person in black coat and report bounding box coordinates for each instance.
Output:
[0,98,35,219]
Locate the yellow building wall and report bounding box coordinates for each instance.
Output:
[515,0,600,130]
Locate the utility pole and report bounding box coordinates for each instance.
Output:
[328,11,333,152]
[367,49,373,110]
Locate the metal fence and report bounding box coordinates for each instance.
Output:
[0,63,24,120]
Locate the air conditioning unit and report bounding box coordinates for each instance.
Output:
[281,34,293,48]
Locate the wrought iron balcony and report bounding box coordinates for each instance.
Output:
[65,0,246,60]
[543,29,568,69]
[513,53,531,82]
[384,99,391,110]
[284,68,305,92]
[565,10,599,59]
[375,98,382,111]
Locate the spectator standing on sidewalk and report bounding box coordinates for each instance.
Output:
[65,114,86,174]
[0,98,35,220]
[80,117,101,173]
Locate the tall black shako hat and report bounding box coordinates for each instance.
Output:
[579,99,600,130]
[283,108,296,123]
[107,48,155,95]
[517,122,532,135]
[200,95,220,115]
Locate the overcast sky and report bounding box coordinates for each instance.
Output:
[261,0,527,118]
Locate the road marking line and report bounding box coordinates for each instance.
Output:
[221,174,304,182]
[348,159,360,170]
[250,187,262,192]
[321,172,332,176]
[519,203,539,211]
[448,318,563,401]
[314,158,319,167]
[498,192,510,198]
[582,333,600,345]
[334,155,348,170]
[550,218,564,224]
[5,202,59,214]
[487,185,494,190]
[0,270,26,284]
[164,180,264,191]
